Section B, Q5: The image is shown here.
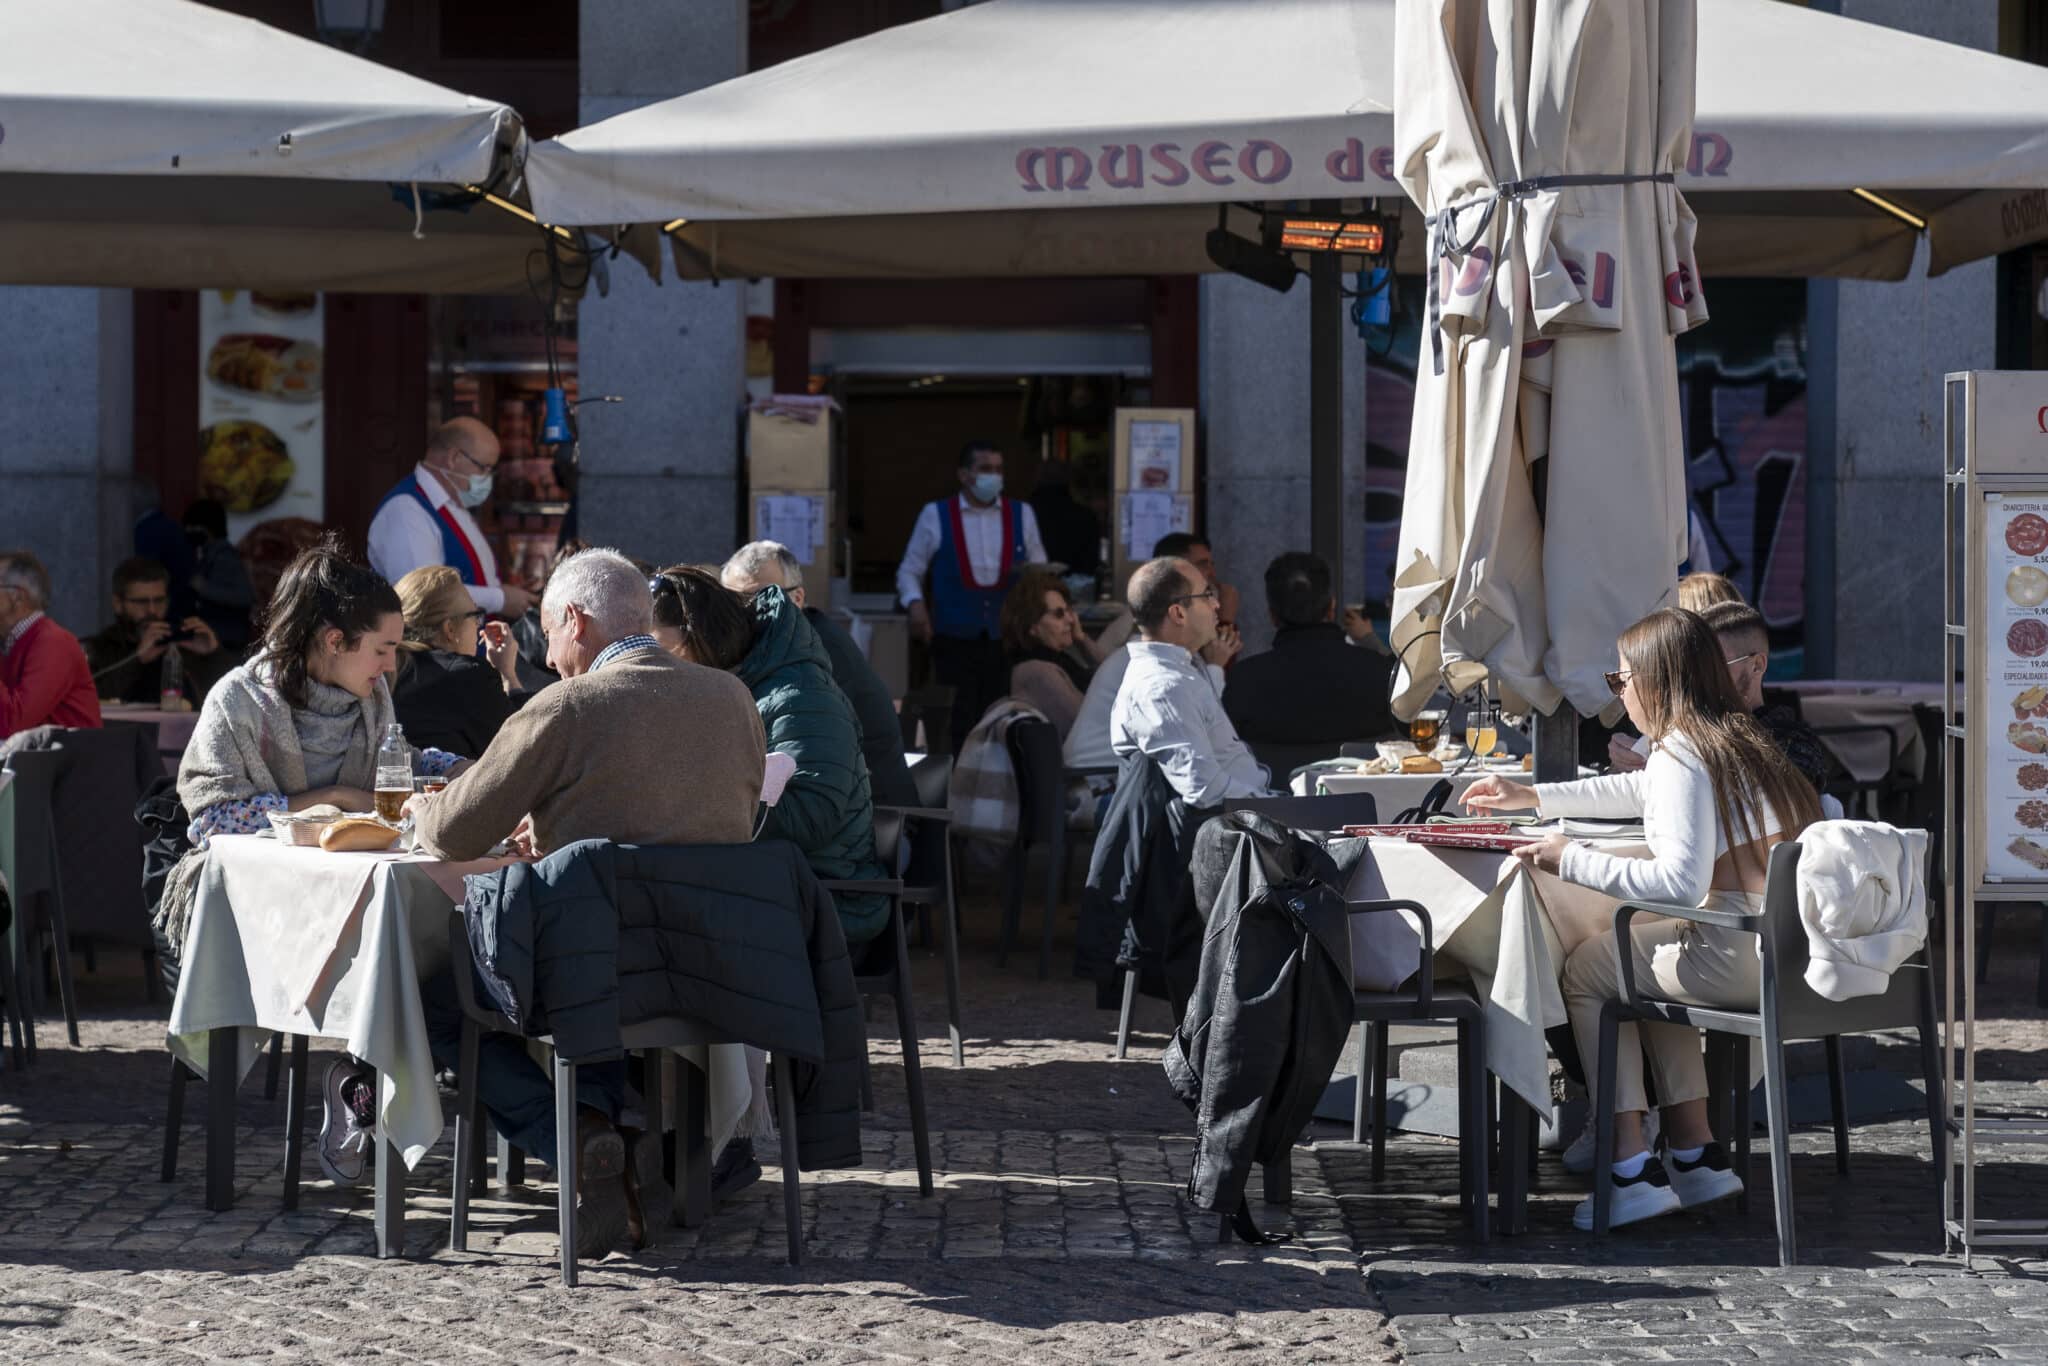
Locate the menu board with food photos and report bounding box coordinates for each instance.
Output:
[197,290,324,541]
[1984,493,2048,880]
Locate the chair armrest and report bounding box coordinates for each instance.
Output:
[1611,898,1760,1008]
[1346,896,1434,1015]
[818,877,906,897]
[876,804,953,825]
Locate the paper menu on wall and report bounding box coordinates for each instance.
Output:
[1128,420,1183,492]
[1119,491,1191,561]
[1982,493,2048,881]
[756,493,827,566]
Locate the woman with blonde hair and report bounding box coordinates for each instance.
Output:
[1676,571,1741,613]
[390,564,526,758]
[1463,607,1822,1232]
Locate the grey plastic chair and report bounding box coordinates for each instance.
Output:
[1590,838,1944,1265]
[878,752,966,1065]
[444,911,806,1286]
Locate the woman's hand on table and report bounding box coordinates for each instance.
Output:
[1461,775,1539,813]
[1511,833,1573,875]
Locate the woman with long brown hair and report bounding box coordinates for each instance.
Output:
[1463,607,1822,1232]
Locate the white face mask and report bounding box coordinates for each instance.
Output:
[969,472,1003,504]
[455,470,494,508]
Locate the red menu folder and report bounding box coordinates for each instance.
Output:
[1397,828,1540,853]
[1341,822,1516,839]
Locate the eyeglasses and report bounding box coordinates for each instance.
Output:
[1172,587,1220,607]
[1043,604,1074,620]
[1603,668,1634,698]
[1726,651,1760,667]
[449,447,494,474]
[122,594,171,611]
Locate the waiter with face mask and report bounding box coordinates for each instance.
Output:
[368,417,534,620]
[896,439,1048,749]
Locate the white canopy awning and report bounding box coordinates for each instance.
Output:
[0,0,538,292]
[527,0,2048,281]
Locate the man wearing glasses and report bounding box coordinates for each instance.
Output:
[369,417,534,622]
[82,557,228,708]
[1110,557,1273,807]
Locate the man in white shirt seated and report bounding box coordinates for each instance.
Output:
[1110,557,1274,807]
[367,417,533,621]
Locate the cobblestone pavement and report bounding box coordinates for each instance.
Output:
[2,899,2046,1363]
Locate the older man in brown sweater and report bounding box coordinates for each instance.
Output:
[403,548,765,1258]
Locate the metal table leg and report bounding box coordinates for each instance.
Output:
[374,1069,404,1258]
[204,1027,238,1212]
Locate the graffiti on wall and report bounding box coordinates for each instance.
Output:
[1361,277,1809,673]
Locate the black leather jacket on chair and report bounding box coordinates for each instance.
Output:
[1166,812,1358,1222]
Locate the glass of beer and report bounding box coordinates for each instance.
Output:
[1465,704,1499,758]
[422,775,449,796]
[373,783,410,822]
[1410,708,1446,748]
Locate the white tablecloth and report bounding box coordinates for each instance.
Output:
[167,834,511,1169]
[1344,834,1645,1111]
[1794,690,1932,785]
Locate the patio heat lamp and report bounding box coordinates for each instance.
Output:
[311,0,387,54]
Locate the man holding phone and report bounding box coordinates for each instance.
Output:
[83,557,229,708]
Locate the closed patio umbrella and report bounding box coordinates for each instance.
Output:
[1388,0,1707,721]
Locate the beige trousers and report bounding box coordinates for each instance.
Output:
[1560,891,1764,1116]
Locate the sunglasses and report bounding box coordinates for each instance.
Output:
[1603,668,1633,698]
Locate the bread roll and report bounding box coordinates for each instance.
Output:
[299,803,343,821]
[1400,755,1443,774]
[319,817,400,852]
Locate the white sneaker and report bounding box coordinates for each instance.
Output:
[1666,1142,1743,1209]
[317,1059,375,1186]
[1572,1156,1683,1231]
[1562,1108,1658,1176]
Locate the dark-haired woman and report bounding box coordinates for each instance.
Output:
[999,568,1103,741]
[158,538,465,1186]
[1462,607,1822,1233]
[648,566,888,947]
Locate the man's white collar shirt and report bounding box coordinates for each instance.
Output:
[366,463,504,614]
[1110,639,1272,808]
[893,494,1049,608]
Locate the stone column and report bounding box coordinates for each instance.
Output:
[1821,0,1999,680]
[1198,273,1367,656]
[0,288,133,632]
[573,0,749,568]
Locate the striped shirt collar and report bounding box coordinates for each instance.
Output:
[1,611,44,657]
[589,633,660,673]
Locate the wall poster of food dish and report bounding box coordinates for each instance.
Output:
[197,290,324,540]
[1983,494,2048,880]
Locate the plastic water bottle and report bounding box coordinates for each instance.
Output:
[374,724,411,822]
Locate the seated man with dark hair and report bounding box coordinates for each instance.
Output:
[1223,551,1396,761]
[1700,600,1828,793]
[1111,557,1272,807]
[83,556,231,708]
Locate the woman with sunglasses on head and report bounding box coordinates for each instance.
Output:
[389,565,528,760]
[999,568,1106,741]
[1461,607,1823,1232]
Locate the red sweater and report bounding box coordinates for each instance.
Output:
[0,615,102,738]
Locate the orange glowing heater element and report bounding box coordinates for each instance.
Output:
[1278,218,1386,254]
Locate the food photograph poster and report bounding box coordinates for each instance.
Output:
[197,290,324,540]
[1986,494,2048,880]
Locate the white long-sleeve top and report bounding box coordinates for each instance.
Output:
[366,465,504,614]
[1536,735,1787,908]
[1065,639,1226,770]
[1110,639,1272,808]
[893,494,1047,607]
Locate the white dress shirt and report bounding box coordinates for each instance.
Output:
[1110,639,1272,807]
[894,494,1048,607]
[1065,639,1225,771]
[366,463,504,614]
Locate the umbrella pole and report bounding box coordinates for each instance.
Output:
[1308,225,1344,588]
[1527,457,1581,780]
